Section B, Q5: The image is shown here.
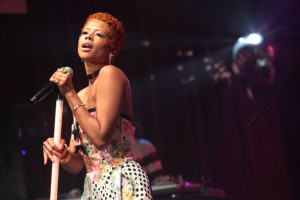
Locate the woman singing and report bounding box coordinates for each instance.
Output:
[43,12,152,200]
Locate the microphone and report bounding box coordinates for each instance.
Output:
[30,67,73,104]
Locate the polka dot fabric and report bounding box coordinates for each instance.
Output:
[121,161,152,199]
[72,108,153,200]
[83,161,152,199]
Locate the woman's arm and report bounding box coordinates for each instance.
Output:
[63,65,127,150]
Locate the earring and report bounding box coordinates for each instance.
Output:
[109,52,114,65]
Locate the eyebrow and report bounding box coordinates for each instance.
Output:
[83,27,107,32]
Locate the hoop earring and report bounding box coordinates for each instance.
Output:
[109,52,114,65]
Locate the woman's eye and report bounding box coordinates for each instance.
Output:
[96,33,104,38]
[82,31,88,35]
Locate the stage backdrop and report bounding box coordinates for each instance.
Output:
[0,0,299,200]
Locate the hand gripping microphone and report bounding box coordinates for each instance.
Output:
[30,67,73,104]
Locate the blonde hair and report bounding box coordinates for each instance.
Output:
[83,12,125,57]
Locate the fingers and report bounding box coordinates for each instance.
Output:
[49,69,71,85]
[49,68,74,96]
[43,138,66,164]
[59,140,66,151]
[47,138,63,152]
[43,149,48,165]
[43,145,54,164]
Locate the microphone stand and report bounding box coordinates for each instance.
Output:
[248,63,299,127]
[50,92,64,200]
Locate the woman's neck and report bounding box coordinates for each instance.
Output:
[84,61,107,75]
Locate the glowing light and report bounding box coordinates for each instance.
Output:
[177,50,183,56]
[142,40,150,47]
[232,33,276,86]
[233,33,264,59]
[205,65,212,71]
[21,150,26,155]
[185,50,194,57]
[177,65,183,71]
[149,74,155,81]
[244,33,263,45]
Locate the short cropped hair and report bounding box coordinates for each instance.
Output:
[83,12,125,57]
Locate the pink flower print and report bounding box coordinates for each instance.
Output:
[91,172,101,181]
[100,149,108,159]
[122,121,132,132]
[106,155,115,166]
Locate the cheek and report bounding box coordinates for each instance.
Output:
[78,37,83,48]
[77,43,81,56]
[77,37,83,55]
[94,40,111,53]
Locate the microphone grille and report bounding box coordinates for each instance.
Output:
[61,66,74,76]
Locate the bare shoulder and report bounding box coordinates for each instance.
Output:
[99,65,127,80]
[97,65,129,87]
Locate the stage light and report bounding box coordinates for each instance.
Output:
[232,33,275,86]
[233,33,263,59]
[244,33,263,45]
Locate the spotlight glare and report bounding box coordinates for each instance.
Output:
[245,33,263,45]
[232,32,276,86]
[238,37,244,43]
[233,33,264,59]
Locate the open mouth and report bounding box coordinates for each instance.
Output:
[82,43,93,50]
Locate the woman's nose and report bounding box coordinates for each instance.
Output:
[85,35,94,41]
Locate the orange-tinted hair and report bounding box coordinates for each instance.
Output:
[83,12,125,57]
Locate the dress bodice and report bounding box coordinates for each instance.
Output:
[72,108,136,173]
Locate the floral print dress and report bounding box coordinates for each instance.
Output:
[72,108,152,200]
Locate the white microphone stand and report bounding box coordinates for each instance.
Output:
[50,92,63,200]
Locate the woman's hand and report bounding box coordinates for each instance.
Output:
[50,68,75,96]
[43,138,66,165]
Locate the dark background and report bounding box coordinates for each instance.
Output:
[0,0,299,199]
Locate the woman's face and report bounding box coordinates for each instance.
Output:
[78,19,111,64]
